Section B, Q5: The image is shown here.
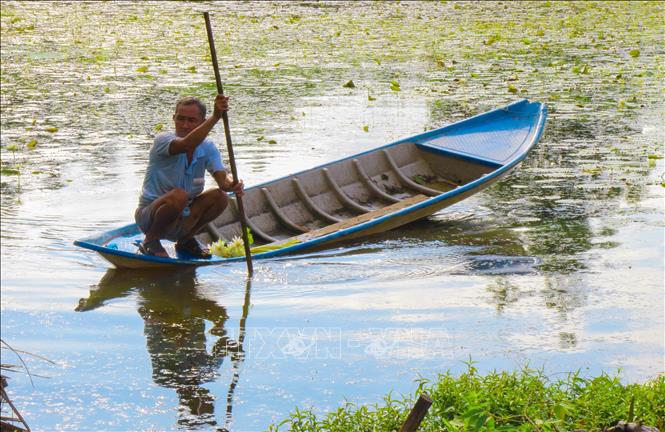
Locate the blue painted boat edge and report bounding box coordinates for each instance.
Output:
[74,223,274,265]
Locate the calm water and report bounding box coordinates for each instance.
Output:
[1,2,663,431]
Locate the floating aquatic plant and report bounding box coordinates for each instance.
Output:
[209,228,298,257]
[210,235,246,257]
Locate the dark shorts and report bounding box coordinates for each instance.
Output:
[134,202,189,242]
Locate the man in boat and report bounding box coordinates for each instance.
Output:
[135,94,244,258]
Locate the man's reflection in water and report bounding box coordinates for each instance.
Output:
[77,269,241,430]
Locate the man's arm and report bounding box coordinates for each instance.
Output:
[169,95,228,155]
[213,170,244,196]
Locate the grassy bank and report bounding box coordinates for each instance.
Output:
[269,365,664,431]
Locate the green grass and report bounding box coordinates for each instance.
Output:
[268,365,665,431]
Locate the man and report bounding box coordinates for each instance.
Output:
[135,94,243,258]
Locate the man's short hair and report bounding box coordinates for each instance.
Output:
[174,97,207,119]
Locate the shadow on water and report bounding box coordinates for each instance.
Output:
[76,269,252,431]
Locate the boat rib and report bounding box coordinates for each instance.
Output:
[292,178,342,223]
[381,150,442,196]
[261,188,310,233]
[229,198,278,243]
[352,159,401,203]
[322,168,372,213]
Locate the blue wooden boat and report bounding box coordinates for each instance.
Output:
[74,99,547,269]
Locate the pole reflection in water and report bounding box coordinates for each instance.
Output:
[76,269,252,431]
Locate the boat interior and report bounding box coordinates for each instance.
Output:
[198,142,497,247]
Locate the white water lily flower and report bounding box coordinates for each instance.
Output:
[210,239,226,257]
[209,236,248,258]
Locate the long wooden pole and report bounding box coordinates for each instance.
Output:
[203,12,253,275]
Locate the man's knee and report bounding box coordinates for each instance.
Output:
[213,188,229,215]
[166,188,189,210]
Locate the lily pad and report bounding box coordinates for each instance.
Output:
[1,168,20,176]
[582,167,602,176]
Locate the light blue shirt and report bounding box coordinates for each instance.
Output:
[138,132,225,208]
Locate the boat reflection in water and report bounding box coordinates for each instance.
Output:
[76,269,251,430]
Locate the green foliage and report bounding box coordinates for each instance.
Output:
[268,366,665,431]
[412,174,427,185]
[246,227,254,245]
[484,34,501,45]
[210,234,251,257]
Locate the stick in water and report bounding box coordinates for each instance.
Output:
[203,11,254,275]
